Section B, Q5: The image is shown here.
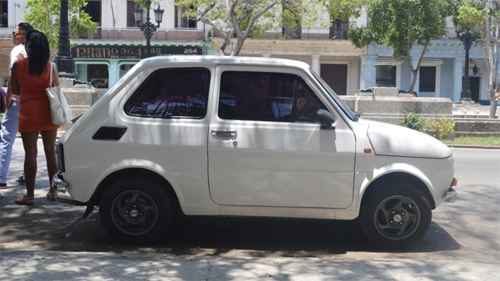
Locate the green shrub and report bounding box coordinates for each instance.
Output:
[399,112,455,140]
[423,116,455,140]
[399,111,423,131]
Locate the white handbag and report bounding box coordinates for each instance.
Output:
[45,62,73,126]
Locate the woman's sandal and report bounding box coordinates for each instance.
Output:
[46,192,58,201]
[14,195,35,206]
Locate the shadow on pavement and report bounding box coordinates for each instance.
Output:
[0,196,461,258]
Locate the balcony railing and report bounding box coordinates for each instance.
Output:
[74,27,206,42]
[213,26,348,41]
[77,26,346,41]
[0,26,462,41]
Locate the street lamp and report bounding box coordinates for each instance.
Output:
[135,1,164,58]
[455,24,474,102]
[54,0,75,79]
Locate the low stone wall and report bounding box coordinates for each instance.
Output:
[341,96,453,115]
[454,119,500,137]
[61,86,500,137]
[339,87,500,137]
[359,114,500,137]
[3,85,496,138]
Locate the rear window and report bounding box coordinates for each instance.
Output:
[124,68,210,118]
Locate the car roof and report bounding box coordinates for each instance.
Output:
[137,55,311,70]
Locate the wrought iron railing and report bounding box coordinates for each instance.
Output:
[74,27,206,42]
[0,26,461,41]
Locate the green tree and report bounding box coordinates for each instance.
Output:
[24,0,96,57]
[174,0,328,56]
[348,0,461,93]
[456,0,498,118]
[328,0,364,21]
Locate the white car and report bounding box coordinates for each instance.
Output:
[54,56,457,249]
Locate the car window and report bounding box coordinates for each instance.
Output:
[124,68,210,118]
[219,71,326,122]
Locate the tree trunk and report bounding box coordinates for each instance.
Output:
[481,12,498,119]
[409,69,418,94]
[489,98,498,118]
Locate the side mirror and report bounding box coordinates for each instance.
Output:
[315,109,335,129]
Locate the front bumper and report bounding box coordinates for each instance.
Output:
[445,177,458,203]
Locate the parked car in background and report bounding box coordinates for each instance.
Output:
[54,56,457,249]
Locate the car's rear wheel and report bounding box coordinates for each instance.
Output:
[360,184,432,249]
[99,177,172,244]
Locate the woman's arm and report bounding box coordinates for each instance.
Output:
[0,88,6,113]
[52,63,60,87]
[8,61,19,108]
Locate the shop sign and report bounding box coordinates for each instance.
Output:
[72,45,202,59]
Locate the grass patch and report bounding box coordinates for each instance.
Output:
[442,136,500,146]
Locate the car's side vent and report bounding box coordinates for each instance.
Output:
[92,126,128,141]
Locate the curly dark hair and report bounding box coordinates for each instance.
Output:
[17,22,34,34]
[25,30,50,77]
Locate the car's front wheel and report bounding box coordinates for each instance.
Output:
[99,177,172,244]
[360,184,432,249]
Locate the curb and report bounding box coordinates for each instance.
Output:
[446,144,500,149]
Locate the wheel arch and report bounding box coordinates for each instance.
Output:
[361,172,436,210]
[91,168,183,216]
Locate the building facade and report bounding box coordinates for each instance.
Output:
[0,0,498,105]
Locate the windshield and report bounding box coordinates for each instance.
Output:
[310,69,358,121]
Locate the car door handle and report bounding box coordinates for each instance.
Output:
[211,130,237,138]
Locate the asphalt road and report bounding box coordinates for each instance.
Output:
[0,141,499,263]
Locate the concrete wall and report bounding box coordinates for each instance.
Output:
[0,39,14,86]
[339,87,499,137]
[66,86,500,137]
[1,85,497,137]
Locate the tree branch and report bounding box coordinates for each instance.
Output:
[243,1,278,38]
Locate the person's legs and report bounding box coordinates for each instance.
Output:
[0,102,20,185]
[15,173,25,185]
[20,131,38,199]
[40,129,58,195]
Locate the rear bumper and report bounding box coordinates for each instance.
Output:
[53,172,68,193]
[53,172,86,206]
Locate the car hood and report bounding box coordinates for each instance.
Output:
[365,120,453,159]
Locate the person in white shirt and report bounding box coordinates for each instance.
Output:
[0,22,33,188]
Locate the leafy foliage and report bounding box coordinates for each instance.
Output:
[327,0,364,21]
[348,0,460,93]
[174,0,328,56]
[423,116,456,140]
[24,0,96,56]
[455,1,487,30]
[400,112,455,140]
[456,0,499,119]
[399,111,423,131]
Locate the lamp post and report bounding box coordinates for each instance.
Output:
[135,1,164,58]
[54,0,75,78]
[455,24,474,102]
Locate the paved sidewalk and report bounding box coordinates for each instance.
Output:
[1,127,498,281]
[0,250,498,281]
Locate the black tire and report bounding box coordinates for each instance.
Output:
[99,177,172,244]
[360,184,432,249]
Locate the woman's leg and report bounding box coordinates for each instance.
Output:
[40,129,58,193]
[20,131,39,198]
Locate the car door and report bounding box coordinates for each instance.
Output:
[208,66,356,209]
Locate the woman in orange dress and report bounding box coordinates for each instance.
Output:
[10,30,59,205]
